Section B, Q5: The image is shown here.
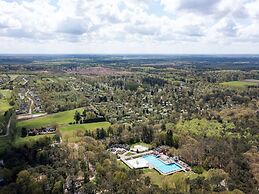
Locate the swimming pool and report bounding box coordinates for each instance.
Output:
[142,154,183,174]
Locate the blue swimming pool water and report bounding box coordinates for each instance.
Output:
[142,154,182,174]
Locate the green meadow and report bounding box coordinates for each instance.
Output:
[16,108,85,129]
[60,122,111,133]
[0,89,12,113]
[0,90,12,135]
[220,81,258,88]
[15,108,110,146]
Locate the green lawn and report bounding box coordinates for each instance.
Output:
[3,121,110,152]
[220,81,258,88]
[0,89,12,113]
[16,108,111,146]
[0,89,12,134]
[61,122,111,132]
[17,108,85,129]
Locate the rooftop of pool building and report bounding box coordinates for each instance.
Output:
[142,154,183,175]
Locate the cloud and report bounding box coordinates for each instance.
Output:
[56,17,89,35]
[161,0,220,15]
[0,0,259,53]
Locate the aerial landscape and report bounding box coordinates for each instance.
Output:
[0,0,259,194]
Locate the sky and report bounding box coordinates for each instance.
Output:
[0,0,259,54]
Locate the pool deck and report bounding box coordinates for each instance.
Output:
[122,150,154,160]
[113,147,191,175]
[143,154,187,175]
[120,152,188,175]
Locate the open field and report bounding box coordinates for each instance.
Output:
[17,107,111,135]
[0,89,12,113]
[16,108,85,129]
[0,121,110,154]
[0,90,12,135]
[15,108,111,147]
[220,80,258,88]
[1,110,110,154]
[61,122,111,142]
[60,122,111,132]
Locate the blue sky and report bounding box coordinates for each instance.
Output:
[0,0,259,54]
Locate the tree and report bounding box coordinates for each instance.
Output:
[96,128,106,139]
[141,125,153,143]
[165,130,173,146]
[161,123,166,131]
[16,170,44,194]
[107,126,113,136]
[74,111,81,124]
[52,181,63,194]
[21,127,28,137]
[80,182,96,194]
[82,110,87,120]
[87,112,96,120]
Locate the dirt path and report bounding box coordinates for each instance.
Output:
[25,90,34,115]
[16,113,48,121]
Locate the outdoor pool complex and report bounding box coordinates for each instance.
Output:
[142,154,183,174]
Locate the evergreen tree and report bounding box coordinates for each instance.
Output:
[74,111,81,124]
[165,130,173,146]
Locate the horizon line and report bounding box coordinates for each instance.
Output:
[0,53,259,56]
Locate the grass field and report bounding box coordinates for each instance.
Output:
[0,89,12,134]
[0,89,12,113]
[61,122,111,132]
[61,122,111,141]
[17,108,85,129]
[220,81,258,88]
[0,121,110,154]
[15,108,111,146]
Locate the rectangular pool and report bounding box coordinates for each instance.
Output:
[142,154,183,174]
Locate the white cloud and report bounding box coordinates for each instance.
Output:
[0,0,259,53]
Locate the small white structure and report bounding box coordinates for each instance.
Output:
[130,145,149,153]
[126,158,149,169]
